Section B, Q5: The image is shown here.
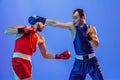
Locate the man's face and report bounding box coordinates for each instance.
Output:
[36,22,46,32]
[72,11,81,26]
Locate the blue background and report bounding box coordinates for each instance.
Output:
[0,0,120,80]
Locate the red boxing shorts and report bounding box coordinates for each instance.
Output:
[12,58,32,79]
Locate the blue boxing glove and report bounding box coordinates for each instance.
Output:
[86,33,92,41]
[78,24,88,37]
[80,24,92,41]
[28,16,46,25]
[80,24,88,34]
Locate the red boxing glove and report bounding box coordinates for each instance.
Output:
[18,26,36,34]
[24,26,36,33]
[55,50,71,60]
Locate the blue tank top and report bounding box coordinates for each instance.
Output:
[73,24,94,55]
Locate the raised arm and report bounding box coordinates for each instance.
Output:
[5,25,36,35]
[5,25,25,35]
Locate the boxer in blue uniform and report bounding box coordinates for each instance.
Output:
[29,8,104,80]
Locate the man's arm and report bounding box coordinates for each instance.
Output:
[28,16,72,29]
[5,25,25,35]
[38,35,71,59]
[46,19,73,29]
[5,25,36,35]
[89,26,99,48]
[38,35,56,59]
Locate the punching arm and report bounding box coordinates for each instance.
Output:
[46,19,72,29]
[28,16,74,30]
[38,35,71,60]
[38,36,56,59]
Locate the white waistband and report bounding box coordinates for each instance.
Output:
[75,53,95,60]
[13,52,31,61]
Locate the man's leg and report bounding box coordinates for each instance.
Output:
[13,69,32,80]
[69,73,86,80]
[12,58,32,80]
[89,58,104,80]
[13,70,20,80]
[69,59,86,80]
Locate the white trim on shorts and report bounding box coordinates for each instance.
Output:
[13,52,31,61]
[75,53,95,60]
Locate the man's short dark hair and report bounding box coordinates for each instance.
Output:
[73,8,86,19]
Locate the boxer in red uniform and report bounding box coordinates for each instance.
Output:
[5,16,71,80]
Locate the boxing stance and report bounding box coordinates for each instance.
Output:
[32,8,104,80]
[5,16,71,80]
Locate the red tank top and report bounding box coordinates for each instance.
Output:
[14,32,39,56]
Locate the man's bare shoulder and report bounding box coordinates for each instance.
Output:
[89,25,95,30]
[37,33,44,44]
[65,22,75,30]
[89,25,97,34]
